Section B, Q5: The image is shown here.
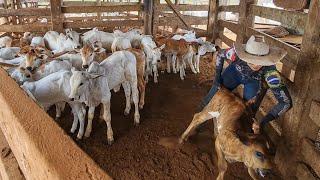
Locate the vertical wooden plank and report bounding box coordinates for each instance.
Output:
[152,0,160,35]
[50,0,63,32]
[236,0,256,44]
[207,0,219,42]
[144,0,153,35]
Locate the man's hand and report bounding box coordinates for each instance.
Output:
[252,121,260,134]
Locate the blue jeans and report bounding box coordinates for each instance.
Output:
[200,64,260,110]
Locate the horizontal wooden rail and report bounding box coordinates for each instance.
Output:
[218,5,239,13]
[218,20,239,34]
[64,20,143,28]
[0,8,51,16]
[218,31,235,47]
[250,5,307,33]
[0,24,51,32]
[157,4,208,11]
[62,4,143,13]
[158,15,208,26]
[62,1,140,6]
[64,16,140,21]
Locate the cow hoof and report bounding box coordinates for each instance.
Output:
[124,110,130,116]
[107,138,114,145]
[84,132,91,138]
[139,104,144,110]
[55,116,60,120]
[76,135,83,140]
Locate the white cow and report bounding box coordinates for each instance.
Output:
[141,36,165,83]
[69,51,140,144]
[0,36,12,48]
[21,70,87,139]
[172,30,204,44]
[0,47,20,59]
[113,28,143,48]
[81,28,115,52]
[193,42,217,73]
[111,36,132,52]
[44,31,81,53]
[30,36,45,47]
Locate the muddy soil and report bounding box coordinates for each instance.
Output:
[51,56,279,180]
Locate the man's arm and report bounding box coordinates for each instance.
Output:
[260,67,293,127]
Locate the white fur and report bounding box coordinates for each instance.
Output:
[0,36,12,48]
[81,28,115,51]
[44,31,80,53]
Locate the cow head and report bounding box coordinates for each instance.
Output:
[65,29,81,49]
[241,134,274,178]
[19,45,37,72]
[69,67,101,101]
[34,45,54,59]
[80,43,95,69]
[152,44,165,63]
[198,42,216,56]
[23,32,33,41]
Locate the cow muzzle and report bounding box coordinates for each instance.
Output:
[82,64,89,69]
[256,168,271,178]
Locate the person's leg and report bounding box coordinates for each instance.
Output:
[199,64,240,110]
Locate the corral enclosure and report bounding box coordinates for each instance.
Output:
[0,0,319,179]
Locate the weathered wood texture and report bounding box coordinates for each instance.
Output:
[218,20,239,34]
[157,4,208,11]
[143,0,153,34]
[64,20,143,29]
[61,4,142,13]
[50,0,63,32]
[0,24,51,32]
[236,0,256,44]
[0,8,50,16]
[152,0,161,35]
[164,0,190,29]
[218,5,239,13]
[250,5,307,34]
[207,0,219,41]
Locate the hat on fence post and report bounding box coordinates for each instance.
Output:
[234,35,287,66]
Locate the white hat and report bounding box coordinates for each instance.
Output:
[234,35,287,66]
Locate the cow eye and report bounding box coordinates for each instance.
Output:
[79,82,83,86]
[255,151,264,159]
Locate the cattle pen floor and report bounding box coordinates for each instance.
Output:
[50,56,279,180]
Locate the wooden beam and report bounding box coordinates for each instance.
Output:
[218,5,239,13]
[50,0,63,32]
[61,4,142,13]
[250,5,307,34]
[62,1,139,6]
[157,4,208,11]
[158,15,208,26]
[218,20,239,34]
[207,0,219,41]
[152,0,160,35]
[0,8,51,17]
[64,20,143,29]
[164,0,190,29]
[218,31,234,47]
[236,0,256,44]
[143,0,153,35]
[0,24,51,32]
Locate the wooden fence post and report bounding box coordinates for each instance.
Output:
[143,0,153,35]
[152,0,160,36]
[207,0,219,42]
[236,0,256,44]
[50,0,63,32]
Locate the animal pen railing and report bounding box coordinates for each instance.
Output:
[0,0,211,36]
[213,0,320,179]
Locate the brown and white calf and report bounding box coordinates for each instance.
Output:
[80,42,107,69]
[179,88,274,180]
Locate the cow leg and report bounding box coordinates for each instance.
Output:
[70,103,85,139]
[130,80,140,126]
[122,81,131,115]
[172,54,177,73]
[179,59,185,80]
[195,54,201,73]
[55,102,65,120]
[84,106,95,138]
[138,76,146,109]
[188,55,197,74]
[70,109,79,134]
[103,102,113,145]
[166,54,171,73]
[216,138,228,180]
[152,64,158,83]
[179,112,212,143]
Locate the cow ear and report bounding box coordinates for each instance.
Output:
[88,73,102,79]
[159,44,165,50]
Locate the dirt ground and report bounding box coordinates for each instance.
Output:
[51,55,278,180]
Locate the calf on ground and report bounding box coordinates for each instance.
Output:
[0,36,12,48]
[179,88,274,180]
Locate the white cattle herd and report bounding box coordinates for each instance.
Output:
[0,28,217,144]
